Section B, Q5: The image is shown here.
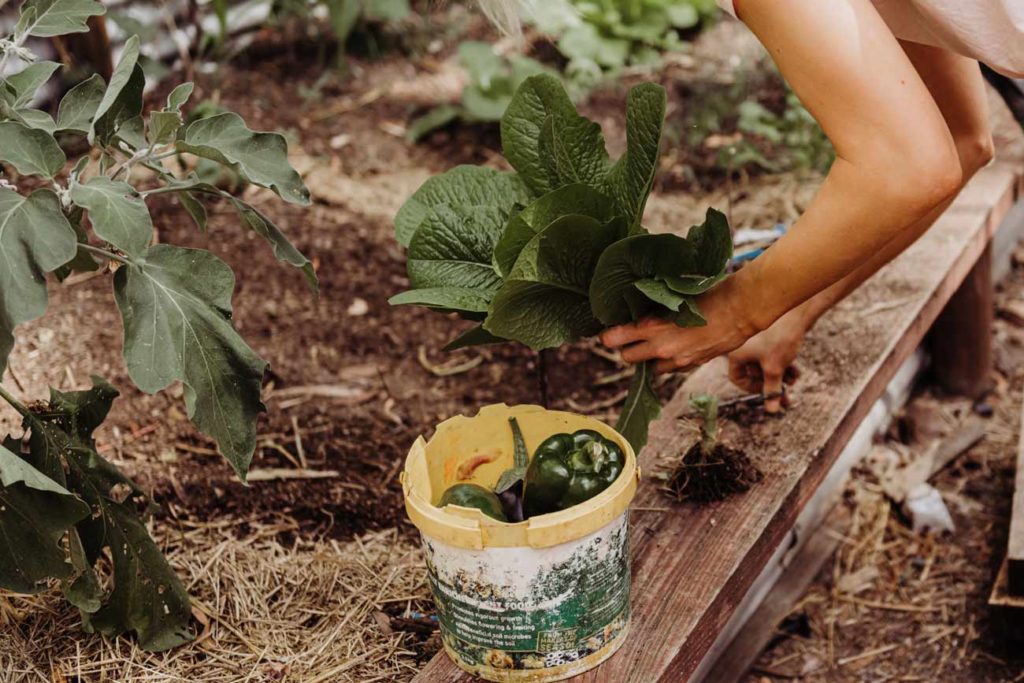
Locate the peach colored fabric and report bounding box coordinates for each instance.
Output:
[716,0,1024,77]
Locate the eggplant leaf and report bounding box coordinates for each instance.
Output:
[0,443,88,593]
[113,245,268,480]
[0,188,77,373]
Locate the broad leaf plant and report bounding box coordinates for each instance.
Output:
[0,0,313,650]
[391,73,732,451]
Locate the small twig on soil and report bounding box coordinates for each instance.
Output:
[4,362,26,393]
[594,367,635,386]
[245,468,340,482]
[836,643,900,667]
[291,415,308,469]
[416,347,482,377]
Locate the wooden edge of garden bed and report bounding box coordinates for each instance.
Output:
[1007,360,1024,595]
[414,160,1024,683]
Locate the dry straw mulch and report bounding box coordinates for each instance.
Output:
[0,523,428,683]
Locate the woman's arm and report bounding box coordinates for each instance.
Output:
[602,0,963,370]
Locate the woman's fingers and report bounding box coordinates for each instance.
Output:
[761,363,785,413]
[619,341,659,364]
[600,318,660,349]
[728,357,763,394]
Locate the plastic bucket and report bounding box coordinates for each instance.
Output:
[401,404,639,682]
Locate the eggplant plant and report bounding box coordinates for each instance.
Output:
[0,1,313,650]
[390,73,732,451]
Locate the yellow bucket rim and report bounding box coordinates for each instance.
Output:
[401,403,639,550]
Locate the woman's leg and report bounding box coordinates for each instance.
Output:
[726,42,994,407]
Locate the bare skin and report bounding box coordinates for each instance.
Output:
[602,0,994,410]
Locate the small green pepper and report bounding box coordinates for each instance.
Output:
[438,483,507,521]
[523,429,625,517]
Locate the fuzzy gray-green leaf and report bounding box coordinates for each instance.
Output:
[113,245,267,480]
[90,35,144,145]
[56,73,105,133]
[0,121,66,177]
[70,176,153,257]
[0,189,77,372]
[17,0,104,37]
[177,112,310,205]
[5,61,61,108]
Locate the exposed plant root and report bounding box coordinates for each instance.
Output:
[668,443,763,504]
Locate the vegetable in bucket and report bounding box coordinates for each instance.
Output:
[438,417,625,521]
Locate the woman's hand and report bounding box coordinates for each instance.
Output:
[726,306,810,412]
[600,281,758,374]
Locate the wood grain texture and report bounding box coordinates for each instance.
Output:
[415,164,1022,683]
[1008,379,1024,596]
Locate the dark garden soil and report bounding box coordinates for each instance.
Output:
[668,441,763,503]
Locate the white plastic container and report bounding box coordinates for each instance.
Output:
[402,404,639,682]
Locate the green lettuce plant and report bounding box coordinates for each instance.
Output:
[0,0,312,650]
[390,73,732,451]
[531,0,718,85]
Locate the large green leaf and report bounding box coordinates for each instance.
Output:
[69,454,192,651]
[0,121,66,177]
[176,112,310,205]
[394,166,530,247]
[389,287,492,313]
[113,245,267,480]
[493,184,618,277]
[90,36,145,145]
[17,0,104,37]
[14,108,57,133]
[70,176,153,257]
[0,443,89,593]
[23,379,193,650]
[0,189,77,372]
[603,82,666,230]
[56,73,106,133]
[442,324,505,351]
[484,214,620,349]
[407,204,506,292]
[682,208,732,277]
[5,61,61,108]
[501,74,609,196]
[615,361,660,452]
[589,233,696,326]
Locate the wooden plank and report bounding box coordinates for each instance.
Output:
[928,243,994,397]
[700,504,851,683]
[1008,384,1024,595]
[415,164,1022,683]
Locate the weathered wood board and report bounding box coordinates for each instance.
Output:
[415,162,1023,683]
[1008,377,1024,595]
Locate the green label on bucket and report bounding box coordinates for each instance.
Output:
[423,515,630,672]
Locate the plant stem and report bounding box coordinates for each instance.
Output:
[0,382,31,419]
[79,243,133,265]
[537,349,550,409]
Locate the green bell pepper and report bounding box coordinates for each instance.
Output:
[438,483,507,521]
[523,429,625,517]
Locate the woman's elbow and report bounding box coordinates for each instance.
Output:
[886,144,964,215]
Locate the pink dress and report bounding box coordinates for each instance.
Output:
[717,0,1024,77]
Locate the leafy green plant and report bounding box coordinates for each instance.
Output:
[531,0,718,85]
[390,74,732,451]
[0,1,312,650]
[270,0,410,63]
[407,41,555,142]
[686,82,834,176]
